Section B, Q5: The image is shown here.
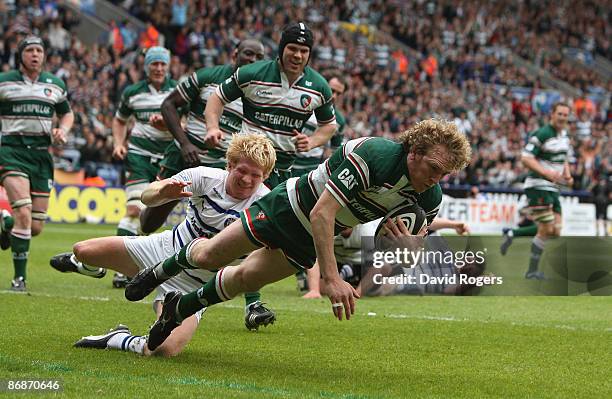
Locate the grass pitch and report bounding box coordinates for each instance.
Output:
[0,224,610,398]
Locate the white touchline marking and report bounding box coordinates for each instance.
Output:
[1,290,610,333]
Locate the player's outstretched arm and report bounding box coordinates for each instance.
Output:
[310,191,360,321]
[141,179,193,207]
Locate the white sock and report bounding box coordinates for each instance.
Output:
[71,254,104,275]
[107,333,146,355]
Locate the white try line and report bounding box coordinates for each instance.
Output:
[2,290,610,333]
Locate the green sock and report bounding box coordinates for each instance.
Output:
[11,235,30,279]
[177,274,225,321]
[244,292,261,307]
[512,224,537,237]
[154,242,197,279]
[527,238,545,274]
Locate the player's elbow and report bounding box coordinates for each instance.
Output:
[160,97,175,116]
[520,156,531,169]
[309,206,332,227]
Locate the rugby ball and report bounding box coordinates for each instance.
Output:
[374,203,427,238]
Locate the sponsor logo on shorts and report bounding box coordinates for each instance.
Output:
[256,210,266,221]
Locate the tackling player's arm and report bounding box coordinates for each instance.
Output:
[141,179,193,207]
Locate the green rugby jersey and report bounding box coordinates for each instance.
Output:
[293,105,346,172]
[0,70,71,148]
[217,60,336,169]
[287,137,442,235]
[522,124,571,192]
[116,78,177,157]
[175,64,242,164]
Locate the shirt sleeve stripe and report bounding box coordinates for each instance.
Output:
[325,181,349,207]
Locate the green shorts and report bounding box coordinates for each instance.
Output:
[525,188,562,215]
[264,168,293,189]
[0,145,53,196]
[158,142,226,179]
[125,152,163,187]
[240,182,315,270]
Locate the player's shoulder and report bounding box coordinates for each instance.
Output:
[192,166,228,181]
[121,80,148,97]
[237,60,278,83]
[299,67,331,96]
[530,124,555,141]
[196,64,234,84]
[346,136,399,155]
[39,72,67,90]
[0,70,22,83]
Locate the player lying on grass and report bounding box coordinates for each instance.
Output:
[357,217,489,296]
[49,134,276,356]
[124,119,472,351]
[302,216,471,298]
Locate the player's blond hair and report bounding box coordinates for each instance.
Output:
[226,134,276,177]
[397,119,472,171]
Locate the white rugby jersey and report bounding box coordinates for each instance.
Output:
[170,166,270,248]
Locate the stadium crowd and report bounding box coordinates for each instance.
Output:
[0,0,609,193]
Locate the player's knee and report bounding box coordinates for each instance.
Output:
[188,243,217,269]
[31,223,44,236]
[73,240,94,262]
[233,266,264,293]
[153,344,184,358]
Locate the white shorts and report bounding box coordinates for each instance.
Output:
[123,230,213,321]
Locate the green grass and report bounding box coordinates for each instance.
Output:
[0,224,611,398]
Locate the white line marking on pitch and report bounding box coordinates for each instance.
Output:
[2,290,609,333]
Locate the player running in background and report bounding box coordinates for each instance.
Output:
[204,22,337,188]
[519,102,573,280]
[140,41,273,327]
[110,46,177,287]
[0,36,74,292]
[50,134,276,356]
[125,119,471,351]
[292,74,348,178]
[139,39,265,233]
